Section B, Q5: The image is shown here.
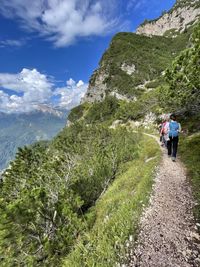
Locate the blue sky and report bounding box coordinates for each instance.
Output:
[0,0,176,113]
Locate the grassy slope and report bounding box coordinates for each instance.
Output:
[179,134,200,224]
[179,114,200,225]
[63,134,161,266]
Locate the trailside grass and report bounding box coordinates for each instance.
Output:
[179,133,200,226]
[63,135,161,267]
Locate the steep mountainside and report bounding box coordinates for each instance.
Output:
[82,31,190,103]
[82,0,200,104]
[0,110,68,170]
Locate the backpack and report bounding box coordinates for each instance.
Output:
[162,121,169,135]
[169,121,179,137]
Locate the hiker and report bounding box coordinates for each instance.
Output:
[159,117,169,147]
[162,116,170,147]
[167,114,181,162]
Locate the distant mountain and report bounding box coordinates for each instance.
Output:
[35,104,65,118]
[0,108,69,170]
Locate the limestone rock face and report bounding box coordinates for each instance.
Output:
[136,1,200,37]
[120,63,136,75]
[81,68,108,103]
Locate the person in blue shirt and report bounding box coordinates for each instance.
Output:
[167,114,181,162]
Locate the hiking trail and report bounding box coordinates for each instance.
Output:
[127,133,200,267]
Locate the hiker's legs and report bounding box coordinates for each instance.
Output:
[172,136,179,158]
[160,134,164,146]
[167,138,172,156]
[163,135,168,148]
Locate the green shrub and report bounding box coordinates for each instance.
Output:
[161,23,200,113]
[145,80,163,89]
[64,135,161,266]
[84,96,120,123]
[68,104,89,123]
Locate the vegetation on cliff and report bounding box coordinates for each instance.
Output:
[160,23,200,113]
[87,26,191,99]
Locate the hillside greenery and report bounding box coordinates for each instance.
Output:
[179,133,200,223]
[159,23,200,114]
[69,88,162,126]
[175,109,200,224]
[0,121,161,266]
[89,29,191,97]
[64,136,160,266]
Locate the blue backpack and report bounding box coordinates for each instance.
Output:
[169,121,179,137]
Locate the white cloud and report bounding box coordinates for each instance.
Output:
[77,80,84,87]
[127,0,147,12]
[0,68,53,112]
[66,78,76,87]
[0,0,119,47]
[0,39,26,48]
[0,68,52,94]
[54,78,88,109]
[0,69,87,112]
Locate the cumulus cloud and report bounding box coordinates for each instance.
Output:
[0,68,52,93]
[0,0,119,47]
[54,78,88,109]
[0,69,87,113]
[0,68,52,112]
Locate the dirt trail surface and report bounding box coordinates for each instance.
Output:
[128,133,200,267]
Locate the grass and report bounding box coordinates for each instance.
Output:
[179,133,200,225]
[63,134,161,267]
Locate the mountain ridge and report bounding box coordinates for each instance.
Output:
[136,0,200,37]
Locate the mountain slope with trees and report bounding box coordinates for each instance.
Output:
[0,1,199,266]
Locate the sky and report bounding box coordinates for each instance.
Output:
[0,0,176,113]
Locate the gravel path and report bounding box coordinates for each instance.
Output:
[128,134,200,267]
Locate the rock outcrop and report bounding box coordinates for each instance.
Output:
[136,0,200,37]
[81,68,108,103]
[120,63,136,75]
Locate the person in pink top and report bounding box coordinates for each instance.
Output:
[160,116,170,147]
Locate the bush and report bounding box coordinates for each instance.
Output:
[68,104,88,123]
[84,96,120,123]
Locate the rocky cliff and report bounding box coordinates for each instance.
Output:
[136,0,200,37]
